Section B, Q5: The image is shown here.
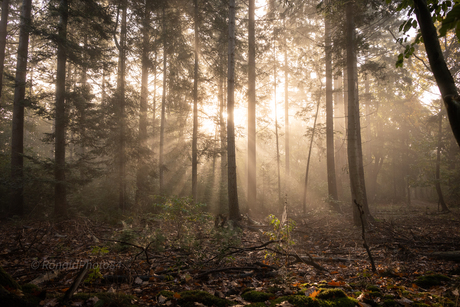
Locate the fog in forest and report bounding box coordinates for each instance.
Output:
[1,0,459,222]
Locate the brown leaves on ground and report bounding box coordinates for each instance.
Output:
[1,201,460,306]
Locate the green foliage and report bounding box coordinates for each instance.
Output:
[265,214,296,246]
[263,214,296,265]
[84,265,103,284]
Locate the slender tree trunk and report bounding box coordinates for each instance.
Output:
[334,72,344,199]
[152,51,157,158]
[219,54,227,213]
[227,0,240,221]
[247,0,256,208]
[302,96,321,215]
[0,0,9,106]
[116,2,127,210]
[346,0,372,226]
[55,0,68,217]
[435,101,449,211]
[10,0,32,217]
[192,0,199,202]
[79,34,87,180]
[325,3,339,211]
[284,17,290,200]
[274,41,281,204]
[136,1,150,207]
[159,5,167,194]
[413,0,460,146]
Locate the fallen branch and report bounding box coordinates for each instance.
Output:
[63,263,90,301]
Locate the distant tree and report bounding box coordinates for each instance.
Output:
[10,0,32,217]
[159,3,167,194]
[192,0,199,202]
[0,0,10,106]
[248,0,256,209]
[435,100,449,211]
[55,0,69,217]
[135,0,151,207]
[227,0,240,221]
[324,0,339,212]
[114,0,127,210]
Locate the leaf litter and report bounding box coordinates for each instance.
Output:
[1,201,460,306]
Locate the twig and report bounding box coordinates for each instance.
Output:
[63,263,90,301]
[354,200,376,272]
[265,248,328,272]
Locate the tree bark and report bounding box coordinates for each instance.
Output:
[116,2,127,210]
[136,1,150,207]
[55,0,68,217]
[284,17,290,200]
[219,53,227,213]
[192,0,199,202]
[227,0,240,221]
[413,0,460,147]
[274,42,281,204]
[0,0,10,107]
[247,0,256,208]
[346,0,372,226]
[10,0,32,217]
[159,5,167,194]
[435,100,449,211]
[302,96,321,215]
[325,2,339,211]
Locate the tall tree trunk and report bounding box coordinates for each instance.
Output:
[159,5,167,194]
[152,51,157,159]
[136,1,150,207]
[219,53,227,213]
[55,0,68,217]
[346,0,372,226]
[284,17,290,200]
[274,41,281,204]
[0,0,9,106]
[10,0,32,217]
[334,72,344,199]
[302,95,321,215]
[79,34,87,180]
[192,0,199,202]
[227,0,240,221]
[325,2,339,211]
[412,0,460,146]
[116,2,127,210]
[435,101,449,211]
[247,0,256,208]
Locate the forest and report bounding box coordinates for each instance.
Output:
[1,0,460,306]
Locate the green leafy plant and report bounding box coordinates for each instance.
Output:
[264,213,296,266]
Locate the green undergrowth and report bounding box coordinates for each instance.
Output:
[71,293,137,306]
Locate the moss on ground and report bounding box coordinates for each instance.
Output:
[242,290,275,302]
[316,288,348,299]
[158,290,234,307]
[415,274,451,288]
[72,292,136,307]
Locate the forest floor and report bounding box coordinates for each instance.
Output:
[1,200,460,306]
